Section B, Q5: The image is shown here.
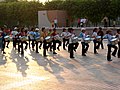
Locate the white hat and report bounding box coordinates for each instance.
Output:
[81,28,86,31]
[14,27,18,30]
[35,28,39,31]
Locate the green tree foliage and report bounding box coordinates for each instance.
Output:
[0,0,120,27]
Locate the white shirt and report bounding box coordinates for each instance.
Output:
[54,19,57,24]
[61,32,67,38]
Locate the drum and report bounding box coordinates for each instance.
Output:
[72,36,78,43]
[84,38,91,43]
[110,38,118,45]
[54,35,62,41]
[45,36,52,42]
[96,36,101,42]
[35,37,41,41]
[20,36,28,41]
[4,36,10,41]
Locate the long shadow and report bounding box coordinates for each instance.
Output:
[0,54,7,67]
[29,50,65,83]
[10,48,29,77]
[74,52,120,87]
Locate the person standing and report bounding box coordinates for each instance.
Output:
[80,28,89,56]
[60,28,67,50]
[54,18,58,28]
[97,27,104,49]
[92,28,100,54]
[105,30,118,61]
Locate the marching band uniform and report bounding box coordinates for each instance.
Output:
[0,28,6,54]
[117,29,120,58]
[28,28,35,51]
[61,28,67,50]
[41,28,48,56]
[97,27,104,49]
[92,28,100,54]
[105,30,118,61]
[20,29,28,54]
[11,27,18,49]
[80,29,89,56]
[69,31,75,58]
[34,28,40,53]
[51,28,58,54]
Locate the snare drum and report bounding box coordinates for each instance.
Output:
[96,36,101,42]
[84,38,91,43]
[45,36,52,42]
[72,36,78,43]
[20,36,28,41]
[4,36,10,41]
[110,38,118,45]
[35,37,41,41]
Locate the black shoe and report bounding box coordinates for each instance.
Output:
[70,57,75,58]
[94,52,98,54]
[6,46,9,48]
[36,52,39,53]
[57,47,60,51]
[112,54,116,57]
[53,52,57,54]
[3,52,6,54]
[63,48,66,50]
[39,46,41,49]
[82,54,86,56]
[44,55,47,57]
[108,59,112,62]
[74,49,76,52]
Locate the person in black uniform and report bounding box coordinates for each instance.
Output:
[97,27,104,49]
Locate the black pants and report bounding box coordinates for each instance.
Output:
[93,40,100,53]
[23,41,28,50]
[43,40,47,56]
[81,42,89,55]
[55,40,61,49]
[73,42,79,50]
[118,42,120,58]
[99,38,104,49]
[63,38,68,50]
[69,43,74,58]
[107,44,117,61]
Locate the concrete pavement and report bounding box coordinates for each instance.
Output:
[0,41,120,90]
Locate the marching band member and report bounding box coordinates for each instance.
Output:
[71,29,79,52]
[116,29,120,58]
[28,28,35,51]
[68,28,75,58]
[105,30,118,62]
[92,28,100,54]
[41,28,48,57]
[51,28,59,54]
[79,28,89,56]
[20,28,28,50]
[61,28,67,50]
[47,29,53,51]
[34,28,40,53]
[0,28,6,54]
[97,27,104,49]
[11,27,18,50]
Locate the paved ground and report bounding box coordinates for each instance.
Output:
[0,41,120,90]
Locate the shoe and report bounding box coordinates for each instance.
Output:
[74,49,76,52]
[3,52,6,54]
[53,52,57,54]
[39,46,41,49]
[94,52,98,54]
[112,54,116,57]
[57,47,60,51]
[108,59,112,62]
[63,48,66,50]
[44,55,47,57]
[36,52,39,53]
[82,54,86,56]
[70,57,75,58]
[6,46,9,48]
